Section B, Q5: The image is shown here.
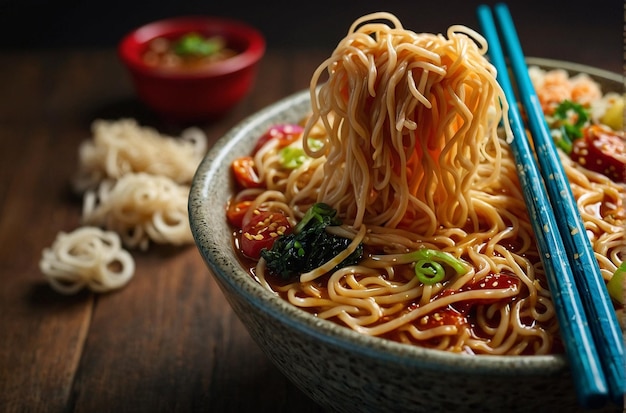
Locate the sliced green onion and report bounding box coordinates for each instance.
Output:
[415,259,446,284]
[554,100,589,135]
[279,147,307,169]
[279,138,323,169]
[407,249,467,285]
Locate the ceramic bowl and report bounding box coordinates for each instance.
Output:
[188,58,623,413]
[118,16,265,122]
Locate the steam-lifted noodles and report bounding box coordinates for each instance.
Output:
[304,13,509,233]
[227,13,626,355]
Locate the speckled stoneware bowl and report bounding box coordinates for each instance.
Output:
[189,58,624,413]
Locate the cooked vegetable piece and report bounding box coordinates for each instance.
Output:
[549,100,590,153]
[227,199,253,228]
[241,210,291,259]
[253,124,304,154]
[279,147,308,169]
[232,156,263,188]
[293,202,341,233]
[261,203,362,280]
[600,96,624,131]
[607,261,625,304]
[370,248,467,285]
[570,125,626,183]
[408,248,467,285]
[279,138,323,169]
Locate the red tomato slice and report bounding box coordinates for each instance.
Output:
[240,210,291,259]
[232,156,263,188]
[226,200,253,228]
[571,125,626,183]
[253,124,303,154]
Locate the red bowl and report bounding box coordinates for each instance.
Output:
[118,16,266,122]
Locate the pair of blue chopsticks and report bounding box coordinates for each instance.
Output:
[476,3,625,409]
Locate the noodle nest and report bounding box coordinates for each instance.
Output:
[73,118,206,191]
[39,226,135,294]
[41,118,207,293]
[82,173,192,250]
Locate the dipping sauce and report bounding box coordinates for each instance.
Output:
[142,32,238,70]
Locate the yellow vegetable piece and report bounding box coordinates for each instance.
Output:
[600,95,624,131]
[607,262,625,304]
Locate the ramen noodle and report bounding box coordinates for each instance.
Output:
[82,172,192,251]
[72,118,205,250]
[41,119,206,293]
[39,226,135,294]
[73,118,207,192]
[228,13,625,355]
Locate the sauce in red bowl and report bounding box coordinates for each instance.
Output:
[119,16,265,122]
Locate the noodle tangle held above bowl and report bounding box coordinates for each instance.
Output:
[305,13,510,233]
[224,12,625,357]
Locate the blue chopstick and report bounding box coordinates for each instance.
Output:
[476,5,614,408]
[494,4,626,403]
[490,3,625,405]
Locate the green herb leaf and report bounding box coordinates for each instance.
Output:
[554,100,589,132]
[551,100,590,154]
[261,203,362,280]
[174,33,222,57]
[294,202,341,233]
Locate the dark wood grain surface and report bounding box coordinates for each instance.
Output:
[0,3,622,412]
[0,48,330,413]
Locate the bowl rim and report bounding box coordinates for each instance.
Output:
[118,15,266,79]
[189,57,622,375]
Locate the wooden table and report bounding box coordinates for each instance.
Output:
[0,11,621,412]
[0,46,331,413]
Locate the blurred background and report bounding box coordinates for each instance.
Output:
[0,2,623,412]
[0,0,623,73]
